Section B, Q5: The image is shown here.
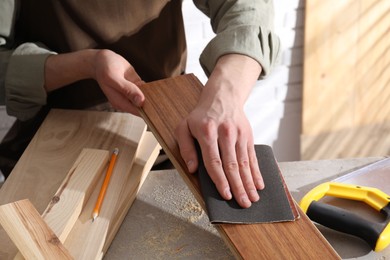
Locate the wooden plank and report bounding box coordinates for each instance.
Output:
[62,135,157,259]
[103,131,160,254]
[0,109,147,259]
[43,148,110,242]
[0,199,73,260]
[302,0,390,159]
[63,132,159,259]
[13,148,109,260]
[138,74,340,259]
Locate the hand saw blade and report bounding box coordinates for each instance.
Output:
[333,158,390,194]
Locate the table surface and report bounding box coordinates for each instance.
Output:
[105,157,390,260]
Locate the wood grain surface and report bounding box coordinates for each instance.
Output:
[139,74,340,259]
[102,131,160,254]
[0,109,147,259]
[302,0,390,160]
[60,125,159,259]
[0,199,73,260]
[14,148,110,260]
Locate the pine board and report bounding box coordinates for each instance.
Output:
[0,109,147,259]
[0,199,72,260]
[103,131,160,254]
[63,132,160,259]
[14,148,110,260]
[138,74,340,259]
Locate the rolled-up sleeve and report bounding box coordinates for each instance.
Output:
[5,43,55,121]
[193,0,280,78]
[1,0,56,121]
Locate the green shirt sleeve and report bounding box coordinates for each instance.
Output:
[5,43,55,121]
[1,0,55,121]
[193,0,281,79]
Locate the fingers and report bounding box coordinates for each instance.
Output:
[118,79,145,107]
[94,50,145,113]
[217,123,259,208]
[175,120,198,173]
[183,117,263,208]
[248,143,264,190]
[105,84,141,115]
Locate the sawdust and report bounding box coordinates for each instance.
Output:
[105,170,234,259]
[180,200,204,223]
[150,180,207,224]
[122,215,232,259]
[132,174,231,258]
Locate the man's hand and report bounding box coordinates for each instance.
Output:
[44,49,145,115]
[93,50,144,115]
[175,54,264,208]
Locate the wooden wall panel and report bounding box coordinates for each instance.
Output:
[303,0,390,134]
[302,0,390,160]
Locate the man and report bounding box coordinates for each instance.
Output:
[0,0,280,208]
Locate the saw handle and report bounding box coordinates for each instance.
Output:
[300,182,390,252]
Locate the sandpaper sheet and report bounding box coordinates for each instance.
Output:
[197,144,299,224]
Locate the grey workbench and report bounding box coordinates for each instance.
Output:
[105,157,390,259]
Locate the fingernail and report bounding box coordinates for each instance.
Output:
[257,180,265,190]
[132,95,141,106]
[249,190,259,201]
[241,196,251,207]
[224,188,232,200]
[186,160,194,172]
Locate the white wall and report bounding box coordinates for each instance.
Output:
[182,0,304,162]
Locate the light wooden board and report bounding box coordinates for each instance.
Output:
[302,0,390,160]
[0,109,147,259]
[14,148,110,260]
[63,132,160,259]
[103,131,160,254]
[43,148,110,242]
[0,199,72,260]
[138,74,340,259]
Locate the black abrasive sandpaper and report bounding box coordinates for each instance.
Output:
[197,144,299,224]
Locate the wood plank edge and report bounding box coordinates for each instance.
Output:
[0,199,73,260]
[102,132,161,253]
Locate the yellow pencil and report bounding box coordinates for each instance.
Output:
[92,148,119,222]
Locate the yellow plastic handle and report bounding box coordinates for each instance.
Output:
[300,182,390,252]
[300,182,390,213]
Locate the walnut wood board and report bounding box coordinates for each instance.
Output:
[0,199,72,260]
[0,109,147,259]
[138,74,340,259]
[63,132,160,259]
[302,0,390,160]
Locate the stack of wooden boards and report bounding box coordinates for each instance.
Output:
[0,110,160,259]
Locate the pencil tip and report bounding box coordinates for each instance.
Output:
[92,213,98,222]
[113,148,119,155]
